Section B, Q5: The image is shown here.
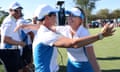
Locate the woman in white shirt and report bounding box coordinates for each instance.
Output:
[56,7,101,72]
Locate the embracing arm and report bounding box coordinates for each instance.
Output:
[54,33,100,48]
[4,36,26,47]
[14,24,40,32]
[53,24,115,48]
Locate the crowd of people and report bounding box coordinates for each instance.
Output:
[0,1,115,72]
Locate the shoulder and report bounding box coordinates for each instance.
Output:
[78,25,89,32]
[77,25,90,37]
[2,16,12,23]
[1,16,14,27]
[56,25,70,32]
[17,18,26,24]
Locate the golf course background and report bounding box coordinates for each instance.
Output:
[0,27,120,72]
[58,27,120,72]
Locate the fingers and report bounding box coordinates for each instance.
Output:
[111,29,116,33]
[14,26,19,32]
[108,24,114,30]
[109,24,114,28]
[101,23,116,37]
[107,24,116,33]
[101,24,109,32]
[20,41,26,47]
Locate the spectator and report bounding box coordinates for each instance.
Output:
[0,2,25,72]
[16,16,34,72]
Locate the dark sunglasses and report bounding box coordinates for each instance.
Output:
[14,8,22,12]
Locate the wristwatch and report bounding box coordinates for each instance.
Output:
[98,33,104,40]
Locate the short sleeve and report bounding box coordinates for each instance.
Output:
[35,28,62,47]
[77,25,93,47]
[1,22,12,37]
[46,32,61,46]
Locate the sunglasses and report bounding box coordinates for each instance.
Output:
[14,8,22,12]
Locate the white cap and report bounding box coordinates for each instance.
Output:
[35,4,58,20]
[9,2,23,10]
[70,7,84,19]
[33,5,42,17]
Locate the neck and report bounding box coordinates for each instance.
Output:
[70,25,79,31]
[43,22,56,32]
[70,26,76,37]
[70,24,81,37]
[48,25,56,32]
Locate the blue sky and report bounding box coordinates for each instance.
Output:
[0,0,120,19]
[93,0,120,14]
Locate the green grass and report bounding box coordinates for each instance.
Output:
[0,27,120,72]
[90,27,120,72]
[0,64,4,72]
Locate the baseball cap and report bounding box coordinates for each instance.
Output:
[9,2,23,10]
[35,4,58,20]
[68,7,84,20]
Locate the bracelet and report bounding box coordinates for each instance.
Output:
[98,33,104,40]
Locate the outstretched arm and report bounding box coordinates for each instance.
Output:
[54,24,115,48]
[14,24,40,32]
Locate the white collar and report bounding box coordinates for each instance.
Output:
[39,25,50,32]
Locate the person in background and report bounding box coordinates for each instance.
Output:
[31,4,115,72]
[31,5,43,37]
[15,5,43,43]
[16,15,34,72]
[0,2,25,72]
[14,5,43,35]
[56,7,101,72]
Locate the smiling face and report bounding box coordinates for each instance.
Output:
[66,14,83,30]
[66,7,86,29]
[72,16,82,26]
[10,7,23,19]
[43,12,57,30]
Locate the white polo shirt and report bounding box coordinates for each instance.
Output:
[56,25,92,62]
[33,25,60,72]
[0,15,21,49]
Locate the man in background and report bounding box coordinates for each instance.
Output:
[0,2,25,72]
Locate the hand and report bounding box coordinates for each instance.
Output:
[18,41,26,47]
[101,24,116,37]
[14,24,23,32]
